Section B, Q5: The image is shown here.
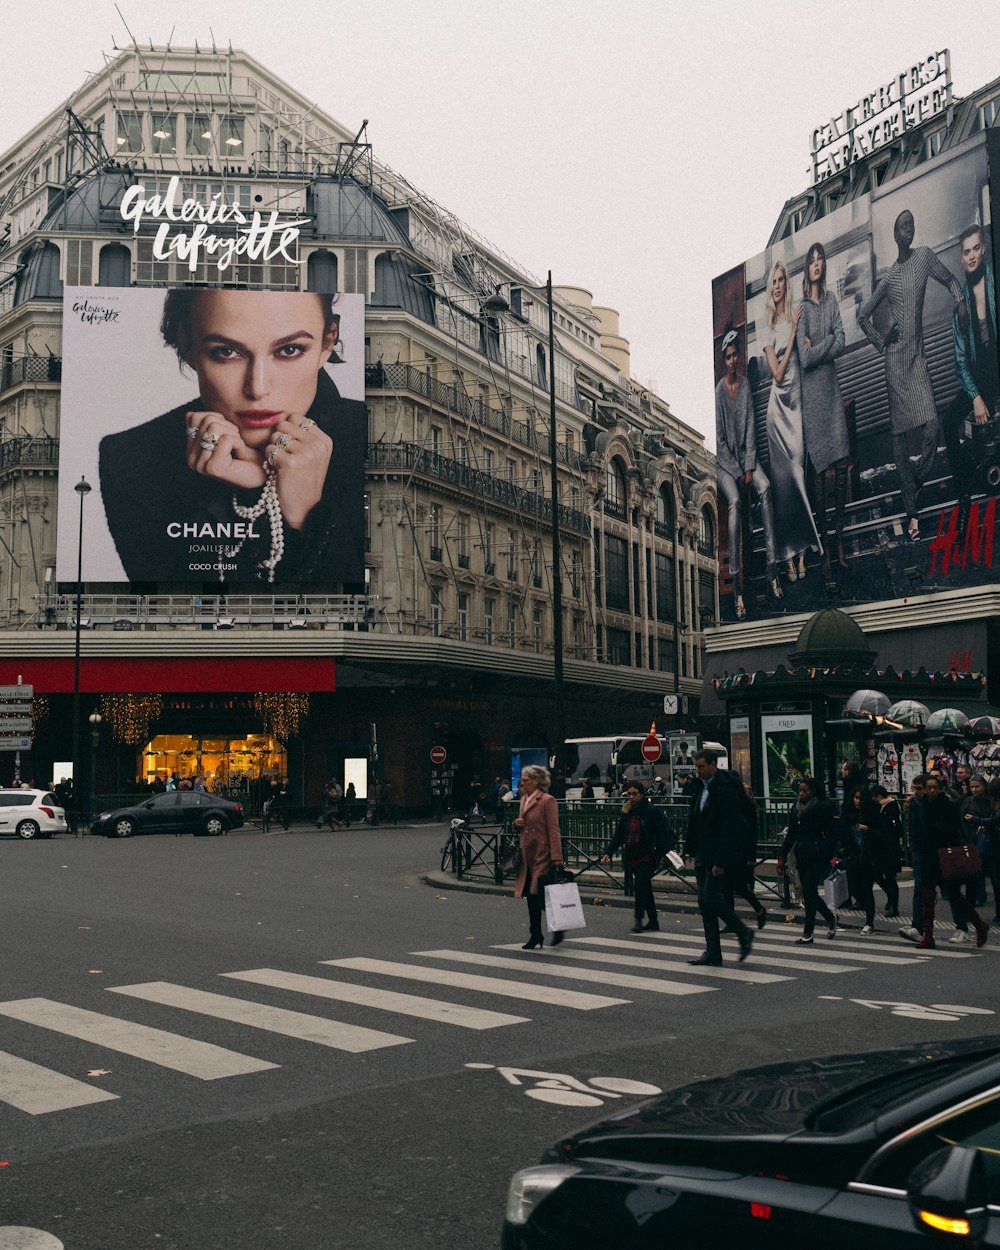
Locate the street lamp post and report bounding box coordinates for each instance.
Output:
[71,477,91,814]
[482,277,566,793]
[545,272,567,796]
[88,710,102,821]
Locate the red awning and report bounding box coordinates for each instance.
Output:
[0,658,335,693]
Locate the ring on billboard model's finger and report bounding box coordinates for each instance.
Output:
[199,432,219,451]
[275,433,290,448]
[185,425,199,441]
[300,419,315,431]
[268,445,283,466]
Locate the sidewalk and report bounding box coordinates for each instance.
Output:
[425,864,927,933]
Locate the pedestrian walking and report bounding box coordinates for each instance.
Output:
[512,765,565,950]
[722,779,768,929]
[685,748,754,966]
[601,781,674,933]
[909,774,988,950]
[869,785,902,917]
[899,773,929,941]
[777,776,839,944]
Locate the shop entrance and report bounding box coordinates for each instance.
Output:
[142,733,287,798]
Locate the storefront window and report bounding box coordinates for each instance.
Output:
[142,733,286,793]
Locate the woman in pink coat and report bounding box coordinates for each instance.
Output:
[513,764,565,949]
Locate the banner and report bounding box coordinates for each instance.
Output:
[57,288,366,585]
[711,135,999,623]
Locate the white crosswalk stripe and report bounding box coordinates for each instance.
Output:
[409,950,716,996]
[322,957,627,1010]
[0,1048,119,1114]
[107,982,413,1053]
[491,941,791,983]
[0,998,277,1079]
[637,930,926,967]
[221,968,530,1029]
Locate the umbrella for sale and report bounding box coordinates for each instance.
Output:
[924,708,971,737]
[887,700,931,729]
[843,689,890,719]
[969,715,1000,739]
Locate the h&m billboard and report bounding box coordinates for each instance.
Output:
[57,288,366,585]
[711,131,1000,624]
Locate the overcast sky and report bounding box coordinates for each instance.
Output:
[4,1,1000,447]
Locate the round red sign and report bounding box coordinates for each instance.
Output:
[430,745,447,764]
[641,735,661,763]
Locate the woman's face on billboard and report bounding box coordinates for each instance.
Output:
[807,248,824,285]
[770,266,786,306]
[185,292,335,450]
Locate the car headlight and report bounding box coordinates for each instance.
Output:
[94,812,111,822]
[505,1165,581,1227]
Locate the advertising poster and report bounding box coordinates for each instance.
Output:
[728,716,751,788]
[667,732,697,796]
[711,134,1000,623]
[761,713,814,804]
[57,288,366,585]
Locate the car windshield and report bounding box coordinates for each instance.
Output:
[809,1051,1000,1132]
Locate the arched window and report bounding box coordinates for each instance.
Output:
[699,505,716,555]
[98,243,131,287]
[605,458,627,510]
[656,486,674,533]
[307,249,338,294]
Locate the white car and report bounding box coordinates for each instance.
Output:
[0,789,68,839]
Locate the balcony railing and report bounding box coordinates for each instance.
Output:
[367,442,591,536]
[0,436,59,470]
[365,363,588,468]
[0,356,62,394]
[33,592,373,630]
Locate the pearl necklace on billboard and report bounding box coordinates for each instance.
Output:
[221,461,285,583]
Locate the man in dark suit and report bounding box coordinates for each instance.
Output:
[685,748,754,966]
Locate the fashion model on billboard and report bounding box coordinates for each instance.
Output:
[796,242,850,578]
[98,290,366,584]
[944,223,998,530]
[858,209,967,541]
[760,262,822,584]
[715,328,778,619]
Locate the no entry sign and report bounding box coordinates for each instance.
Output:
[641,735,662,763]
[430,745,447,765]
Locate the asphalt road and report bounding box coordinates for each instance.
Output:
[1,824,998,1250]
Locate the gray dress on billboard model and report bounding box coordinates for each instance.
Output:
[858,248,964,520]
[795,291,849,474]
[98,369,367,584]
[858,247,964,433]
[760,319,822,562]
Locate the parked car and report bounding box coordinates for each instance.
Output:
[503,1036,1000,1248]
[91,791,244,838]
[0,788,68,839]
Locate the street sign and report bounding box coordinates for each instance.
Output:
[641,735,661,763]
[0,685,32,699]
[0,736,32,750]
[430,745,447,765]
[0,719,32,733]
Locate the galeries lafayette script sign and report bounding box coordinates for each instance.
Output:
[810,51,952,183]
[119,175,309,272]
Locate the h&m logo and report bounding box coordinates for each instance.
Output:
[927,499,995,576]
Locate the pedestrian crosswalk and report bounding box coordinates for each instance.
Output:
[0,922,984,1119]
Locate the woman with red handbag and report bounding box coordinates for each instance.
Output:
[910,775,988,949]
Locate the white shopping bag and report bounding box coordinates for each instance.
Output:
[823,868,849,910]
[544,880,586,931]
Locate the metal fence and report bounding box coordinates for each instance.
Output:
[443,799,796,899]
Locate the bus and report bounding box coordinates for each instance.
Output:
[562,735,728,799]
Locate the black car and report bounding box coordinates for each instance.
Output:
[503,1037,1000,1248]
[91,791,244,838]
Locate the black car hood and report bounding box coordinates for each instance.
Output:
[557,1037,1000,1154]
